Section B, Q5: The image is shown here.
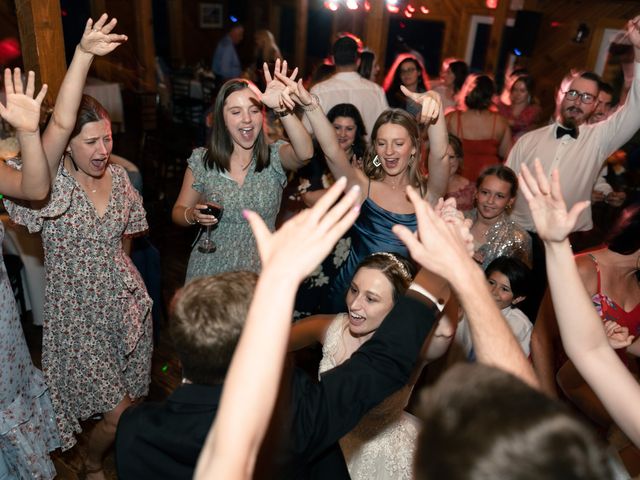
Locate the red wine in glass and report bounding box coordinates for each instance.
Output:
[199,202,223,220]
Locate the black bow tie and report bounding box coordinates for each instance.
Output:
[556,125,578,139]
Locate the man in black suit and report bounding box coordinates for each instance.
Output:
[116,273,438,479]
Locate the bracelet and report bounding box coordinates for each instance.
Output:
[302,94,320,112]
[184,207,196,225]
[273,108,292,118]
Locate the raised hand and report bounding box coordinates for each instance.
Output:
[78,13,128,56]
[273,70,314,107]
[0,68,48,133]
[626,15,640,49]
[518,159,589,243]
[244,177,360,283]
[258,59,297,111]
[400,85,442,124]
[604,321,635,350]
[392,186,474,280]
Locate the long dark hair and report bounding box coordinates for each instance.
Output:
[205,79,269,172]
[383,54,430,108]
[607,205,640,256]
[327,103,367,159]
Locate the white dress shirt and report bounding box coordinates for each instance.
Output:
[506,62,640,232]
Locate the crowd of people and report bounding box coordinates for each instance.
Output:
[1,10,640,480]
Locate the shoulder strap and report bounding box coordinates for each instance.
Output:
[587,254,602,293]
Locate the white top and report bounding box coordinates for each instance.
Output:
[307,71,389,140]
[456,306,532,358]
[506,61,640,232]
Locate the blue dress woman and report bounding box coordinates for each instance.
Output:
[276,73,450,314]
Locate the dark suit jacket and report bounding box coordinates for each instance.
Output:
[116,291,438,479]
[115,383,222,479]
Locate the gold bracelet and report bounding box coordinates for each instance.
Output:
[302,94,320,112]
[184,207,196,225]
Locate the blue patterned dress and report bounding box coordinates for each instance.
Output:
[0,221,60,478]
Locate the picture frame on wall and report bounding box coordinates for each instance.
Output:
[199,3,223,29]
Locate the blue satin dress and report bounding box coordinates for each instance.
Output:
[323,197,417,313]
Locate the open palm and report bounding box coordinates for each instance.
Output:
[0,68,47,133]
[79,14,128,56]
[518,160,589,243]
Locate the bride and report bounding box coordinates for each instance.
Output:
[290,252,454,479]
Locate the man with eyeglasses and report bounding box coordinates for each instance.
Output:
[506,15,640,318]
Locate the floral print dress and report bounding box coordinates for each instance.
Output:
[5,164,153,450]
[0,222,60,478]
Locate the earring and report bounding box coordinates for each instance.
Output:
[372,155,381,167]
[409,153,416,165]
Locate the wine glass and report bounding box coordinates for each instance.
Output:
[197,188,224,254]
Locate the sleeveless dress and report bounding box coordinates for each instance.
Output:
[0,222,60,479]
[324,194,417,313]
[5,164,153,450]
[450,110,501,182]
[185,142,287,281]
[588,254,640,366]
[319,314,419,480]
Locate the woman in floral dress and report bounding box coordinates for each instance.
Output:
[0,69,60,479]
[172,60,313,282]
[5,16,151,479]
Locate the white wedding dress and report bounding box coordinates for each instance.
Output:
[319,314,420,480]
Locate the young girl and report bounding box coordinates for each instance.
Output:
[469,165,532,269]
[456,256,533,358]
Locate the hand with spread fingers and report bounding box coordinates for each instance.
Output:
[400,85,442,125]
[244,177,361,283]
[258,58,298,111]
[0,68,48,133]
[79,13,128,56]
[273,71,315,108]
[518,159,590,243]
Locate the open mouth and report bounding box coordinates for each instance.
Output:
[384,158,399,169]
[91,158,107,170]
[239,127,255,140]
[349,312,366,326]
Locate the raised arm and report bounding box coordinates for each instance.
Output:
[42,14,127,179]
[400,86,449,204]
[519,159,640,445]
[0,68,50,200]
[194,177,361,479]
[392,186,539,388]
[254,60,313,170]
[275,72,366,196]
[288,314,333,351]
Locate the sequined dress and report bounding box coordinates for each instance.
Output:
[468,209,532,269]
[319,314,420,480]
[5,164,153,450]
[0,221,60,478]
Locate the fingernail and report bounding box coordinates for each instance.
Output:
[350,184,360,193]
[242,209,250,219]
[352,204,361,214]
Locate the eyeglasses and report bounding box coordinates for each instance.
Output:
[563,89,597,104]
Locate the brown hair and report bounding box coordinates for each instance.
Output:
[170,271,258,385]
[70,95,111,139]
[352,252,414,303]
[415,363,611,480]
[448,133,464,174]
[205,79,269,172]
[476,164,518,198]
[363,109,426,194]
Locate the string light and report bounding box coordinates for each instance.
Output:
[322,0,432,14]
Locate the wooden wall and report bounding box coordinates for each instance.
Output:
[521,0,637,120]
